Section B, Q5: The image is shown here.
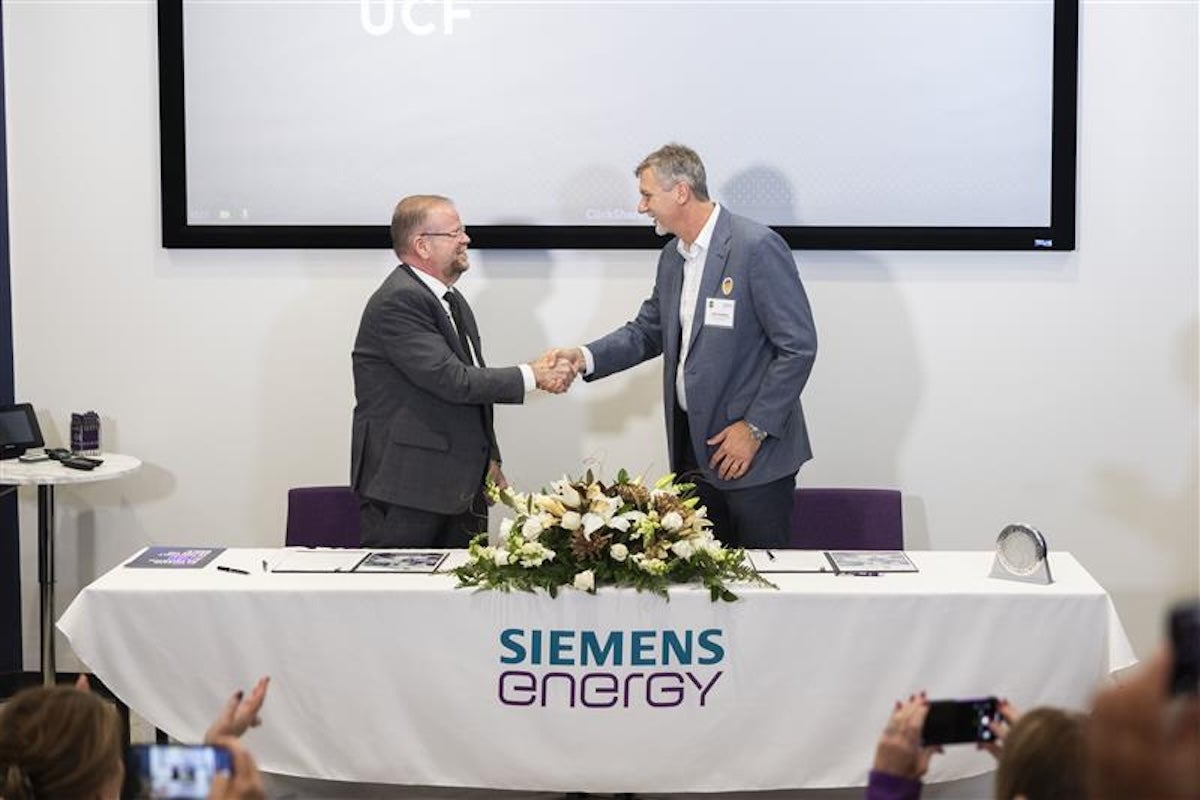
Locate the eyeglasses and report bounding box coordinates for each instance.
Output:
[419,226,468,239]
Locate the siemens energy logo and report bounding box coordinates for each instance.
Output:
[496,628,725,709]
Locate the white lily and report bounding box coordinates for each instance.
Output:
[550,478,582,509]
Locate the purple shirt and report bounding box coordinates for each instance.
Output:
[865,770,923,800]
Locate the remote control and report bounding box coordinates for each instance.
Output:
[61,457,99,471]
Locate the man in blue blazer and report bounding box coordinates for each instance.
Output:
[351,195,571,547]
[559,145,817,548]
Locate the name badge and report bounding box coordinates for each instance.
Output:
[704,298,735,329]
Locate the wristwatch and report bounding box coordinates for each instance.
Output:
[746,422,768,443]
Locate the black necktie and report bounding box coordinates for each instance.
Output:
[443,290,475,366]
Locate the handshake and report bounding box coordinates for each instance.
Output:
[529,347,586,394]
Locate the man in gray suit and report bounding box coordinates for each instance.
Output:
[352,195,571,548]
[558,144,817,549]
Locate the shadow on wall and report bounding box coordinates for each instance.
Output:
[720,165,927,547]
[1091,316,1199,578]
[470,248,589,530]
[474,163,671,513]
[255,264,391,546]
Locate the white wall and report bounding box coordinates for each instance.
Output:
[4,1,1196,674]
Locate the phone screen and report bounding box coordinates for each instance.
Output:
[1169,599,1200,695]
[920,697,999,746]
[127,744,232,800]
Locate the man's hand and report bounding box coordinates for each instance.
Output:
[204,676,270,744]
[486,460,508,505]
[531,349,577,394]
[707,420,762,481]
[873,693,940,780]
[550,347,587,374]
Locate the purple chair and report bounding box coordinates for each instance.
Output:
[789,488,903,550]
[285,486,361,547]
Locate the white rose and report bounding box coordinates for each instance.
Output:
[609,543,629,562]
[492,549,511,566]
[499,518,514,537]
[670,539,696,560]
[573,569,595,592]
[661,511,684,532]
[521,516,544,540]
[560,511,582,531]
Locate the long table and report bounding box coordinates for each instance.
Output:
[58,550,1134,794]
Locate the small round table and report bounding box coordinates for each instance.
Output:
[0,453,142,685]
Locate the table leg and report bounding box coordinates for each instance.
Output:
[37,484,55,686]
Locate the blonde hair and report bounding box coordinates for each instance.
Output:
[0,685,124,800]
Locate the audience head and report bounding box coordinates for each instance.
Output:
[995,706,1088,800]
[0,684,124,800]
[1088,646,1200,800]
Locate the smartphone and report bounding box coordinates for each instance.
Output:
[125,744,232,800]
[920,697,999,746]
[1169,598,1200,695]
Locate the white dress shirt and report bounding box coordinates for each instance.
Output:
[578,205,721,409]
[674,203,720,411]
[408,267,535,393]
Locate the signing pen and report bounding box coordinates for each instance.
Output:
[217,565,250,575]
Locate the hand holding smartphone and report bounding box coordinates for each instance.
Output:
[125,744,232,800]
[920,697,1000,746]
[1168,598,1199,696]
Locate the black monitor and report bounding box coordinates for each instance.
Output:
[0,403,44,460]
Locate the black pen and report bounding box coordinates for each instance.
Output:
[217,565,250,575]
[765,550,776,561]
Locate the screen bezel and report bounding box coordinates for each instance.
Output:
[156,0,1078,252]
[0,402,44,458]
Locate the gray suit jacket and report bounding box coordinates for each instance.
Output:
[351,264,525,514]
[586,209,817,489]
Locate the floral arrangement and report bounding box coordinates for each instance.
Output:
[453,469,775,602]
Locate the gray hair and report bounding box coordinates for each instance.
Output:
[635,143,710,202]
[390,194,452,258]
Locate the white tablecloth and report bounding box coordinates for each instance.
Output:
[59,550,1134,793]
